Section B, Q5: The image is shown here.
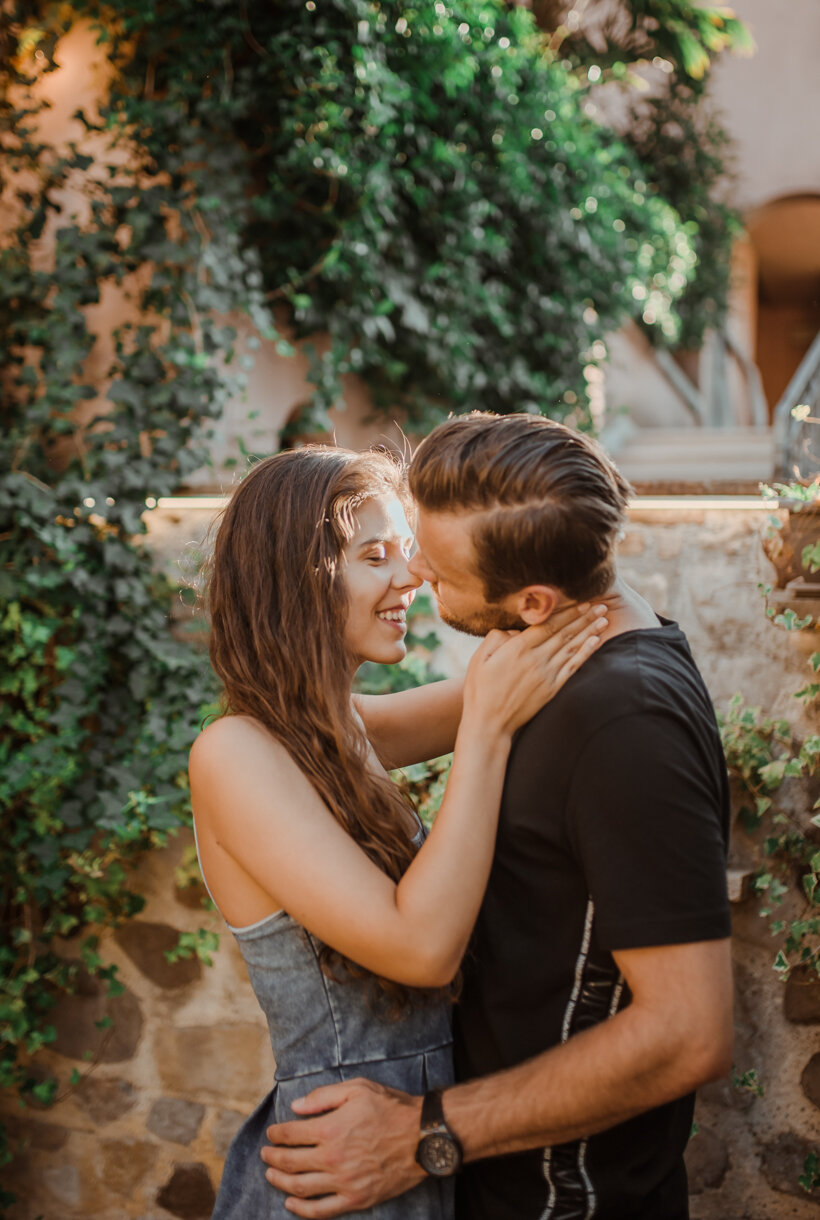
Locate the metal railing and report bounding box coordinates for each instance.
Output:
[651,328,769,429]
[773,329,820,480]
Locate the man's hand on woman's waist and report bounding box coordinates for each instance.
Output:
[261,1077,424,1218]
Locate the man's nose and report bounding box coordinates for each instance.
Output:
[407,552,428,583]
[396,555,423,590]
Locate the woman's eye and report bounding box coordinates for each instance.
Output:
[367,551,386,564]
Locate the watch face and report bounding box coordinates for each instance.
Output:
[418,1132,461,1177]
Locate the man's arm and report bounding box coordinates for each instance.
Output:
[261,936,733,1217]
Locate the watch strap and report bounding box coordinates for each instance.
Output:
[420,1087,448,1133]
[416,1088,463,1176]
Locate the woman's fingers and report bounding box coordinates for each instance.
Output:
[550,630,603,687]
[468,627,517,666]
[525,603,607,653]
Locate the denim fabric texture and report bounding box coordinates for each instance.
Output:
[209,840,455,1217]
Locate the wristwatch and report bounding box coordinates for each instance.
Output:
[415,1088,463,1177]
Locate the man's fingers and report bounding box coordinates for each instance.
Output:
[265,1118,320,1147]
[268,1169,330,1196]
[261,1143,324,1173]
[263,1164,334,1198]
[289,1082,352,1115]
[283,1194,351,1219]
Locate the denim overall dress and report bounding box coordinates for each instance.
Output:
[198,824,456,1218]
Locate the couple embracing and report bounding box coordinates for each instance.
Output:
[190,412,733,1220]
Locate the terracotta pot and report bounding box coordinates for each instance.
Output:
[761,500,820,589]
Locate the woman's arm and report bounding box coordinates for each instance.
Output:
[353,679,464,768]
[191,615,604,989]
[352,603,600,769]
[191,698,509,988]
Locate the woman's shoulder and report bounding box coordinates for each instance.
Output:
[189,714,289,776]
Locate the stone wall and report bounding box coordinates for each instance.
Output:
[3,503,819,1219]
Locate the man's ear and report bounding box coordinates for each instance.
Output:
[511,585,560,625]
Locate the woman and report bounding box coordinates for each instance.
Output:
[189,446,606,1218]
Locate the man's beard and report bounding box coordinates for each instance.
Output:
[435,599,525,637]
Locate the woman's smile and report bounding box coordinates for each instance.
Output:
[342,496,421,666]
[375,599,413,631]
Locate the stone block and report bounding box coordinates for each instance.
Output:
[175,879,210,912]
[42,1162,81,1207]
[101,1137,160,1197]
[52,967,143,1062]
[156,1162,216,1219]
[685,1125,729,1193]
[761,1132,820,1202]
[75,1075,138,1124]
[147,1097,205,1145]
[801,1053,820,1110]
[154,1023,272,1105]
[697,1075,755,1112]
[13,1117,69,1151]
[211,1108,244,1157]
[115,921,203,990]
[784,966,820,1024]
[20,1061,58,1111]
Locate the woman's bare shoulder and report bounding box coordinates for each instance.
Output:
[189,714,289,775]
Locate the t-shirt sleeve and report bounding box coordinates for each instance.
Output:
[567,710,731,951]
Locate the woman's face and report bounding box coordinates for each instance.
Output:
[341,494,421,668]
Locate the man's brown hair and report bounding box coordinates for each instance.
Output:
[409,412,632,602]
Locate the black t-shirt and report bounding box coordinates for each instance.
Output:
[454,621,731,1220]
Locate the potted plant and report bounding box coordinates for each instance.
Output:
[762,401,820,608]
[761,477,820,590]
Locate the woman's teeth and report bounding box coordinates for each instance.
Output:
[377,610,405,622]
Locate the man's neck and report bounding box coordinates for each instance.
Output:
[588,577,661,643]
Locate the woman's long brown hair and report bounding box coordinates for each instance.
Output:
[207,446,440,1015]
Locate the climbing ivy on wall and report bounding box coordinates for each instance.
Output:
[66,0,711,434]
[0,9,235,1184]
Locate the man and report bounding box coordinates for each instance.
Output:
[261,413,734,1219]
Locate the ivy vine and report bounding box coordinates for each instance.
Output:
[719,641,820,981]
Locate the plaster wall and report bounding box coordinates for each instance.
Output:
[3,504,819,1220]
[709,0,820,215]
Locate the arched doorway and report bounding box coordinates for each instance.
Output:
[746,194,820,419]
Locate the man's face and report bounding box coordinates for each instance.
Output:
[407,507,524,636]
